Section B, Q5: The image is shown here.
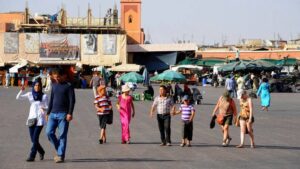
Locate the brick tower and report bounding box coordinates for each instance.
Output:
[121,0,144,44]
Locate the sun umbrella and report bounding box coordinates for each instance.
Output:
[142,68,150,86]
[153,70,186,82]
[217,60,250,72]
[249,60,281,71]
[120,72,144,83]
[149,74,160,82]
[92,66,104,71]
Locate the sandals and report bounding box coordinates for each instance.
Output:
[236,144,244,148]
[226,137,232,145]
[180,143,186,147]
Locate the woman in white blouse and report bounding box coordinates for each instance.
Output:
[16,79,48,162]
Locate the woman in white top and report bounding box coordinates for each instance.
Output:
[16,79,48,162]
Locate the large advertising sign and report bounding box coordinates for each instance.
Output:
[83,34,97,55]
[4,33,19,54]
[103,35,117,55]
[25,33,39,53]
[40,34,80,60]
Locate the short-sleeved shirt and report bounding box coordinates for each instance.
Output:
[237,77,245,90]
[179,104,195,121]
[91,76,100,87]
[152,96,174,115]
[94,95,112,115]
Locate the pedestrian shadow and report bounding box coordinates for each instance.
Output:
[70,158,177,163]
[255,145,300,151]
[189,144,300,150]
[129,142,161,145]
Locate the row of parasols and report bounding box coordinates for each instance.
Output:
[92,66,187,84]
[93,59,282,84]
[217,60,282,72]
[120,69,187,84]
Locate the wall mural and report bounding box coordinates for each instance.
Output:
[103,34,117,55]
[4,33,19,54]
[25,33,39,53]
[83,34,97,55]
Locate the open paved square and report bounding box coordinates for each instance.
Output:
[0,85,300,169]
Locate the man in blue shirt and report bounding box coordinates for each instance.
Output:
[46,68,75,163]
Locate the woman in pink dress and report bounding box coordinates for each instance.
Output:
[116,84,135,144]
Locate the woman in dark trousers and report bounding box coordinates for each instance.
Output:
[16,79,48,162]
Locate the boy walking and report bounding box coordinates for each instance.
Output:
[173,95,195,147]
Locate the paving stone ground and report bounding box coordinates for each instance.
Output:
[0,85,300,169]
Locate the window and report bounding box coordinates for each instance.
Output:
[128,15,133,23]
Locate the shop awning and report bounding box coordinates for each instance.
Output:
[9,60,28,73]
[110,64,142,72]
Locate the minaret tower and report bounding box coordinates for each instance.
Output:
[120,0,144,44]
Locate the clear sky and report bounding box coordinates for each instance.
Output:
[1,0,300,45]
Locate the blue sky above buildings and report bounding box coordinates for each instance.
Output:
[1,0,300,45]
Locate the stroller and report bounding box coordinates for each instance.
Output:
[191,87,203,105]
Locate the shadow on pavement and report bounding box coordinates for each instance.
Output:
[190,144,300,150]
[70,158,177,163]
[255,145,300,150]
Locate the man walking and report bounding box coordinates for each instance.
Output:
[46,69,75,163]
[150,85,175,146]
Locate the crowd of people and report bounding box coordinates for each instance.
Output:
[15,67,275,164]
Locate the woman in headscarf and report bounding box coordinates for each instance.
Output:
[212,91,237,147]
[257,78,271,111]
[16,78,48,162]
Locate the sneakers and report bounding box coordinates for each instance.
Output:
[26,157,35,162]
[54,156,64,163]
[39,152,45,160]
[222,142,228,147]
[166,143,172,146]
[160,143,166,146]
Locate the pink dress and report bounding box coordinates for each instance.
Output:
[118,95,133,142]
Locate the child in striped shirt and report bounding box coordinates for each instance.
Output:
[174,95,195,147]
[94,85,112,144]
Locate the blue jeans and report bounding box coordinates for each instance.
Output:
[46,112,69,158]
[29,125,44,158]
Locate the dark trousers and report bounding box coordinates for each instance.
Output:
[157,114,171,144]
[29,125,45,158]
[182,121,193,140]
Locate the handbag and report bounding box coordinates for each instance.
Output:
[210,115,217,129]
[216,114,224,125]
[106,110,113,125]
[27,118,37,127]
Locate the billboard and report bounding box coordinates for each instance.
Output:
[25,33,39,53]
[103,34,117,55]
[4,33,19,54]
[83,34,97,55]
[40,34,80,60]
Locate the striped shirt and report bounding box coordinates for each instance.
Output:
[179,104,195,121]
[152,96,174,115]
[94,95,112,115]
